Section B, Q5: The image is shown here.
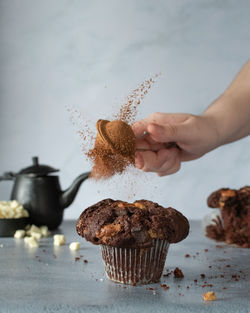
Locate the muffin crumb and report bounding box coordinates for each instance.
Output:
[203,291,216,301]
[174,267,184,278]
[202,284,213,288]
[160,284,170,291]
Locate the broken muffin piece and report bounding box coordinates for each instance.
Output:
[205,186,250,248]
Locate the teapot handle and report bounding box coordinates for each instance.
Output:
[0,172,16,182]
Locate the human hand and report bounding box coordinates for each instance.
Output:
[132,112,220,176]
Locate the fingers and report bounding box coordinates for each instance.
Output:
[135,136,167,151]
[132,120,148,138]
[135,149,169,170]
[132,113,199,177]
[132,112,191,139]
[135,148,181,176]
[132,113,168,137]
[157,157,181,176]
[147,122,184,143]
[156,148,181,175]
[134,151,144,169]
[133,119,188,144]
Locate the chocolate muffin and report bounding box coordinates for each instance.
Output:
[77,199,189,285]
[205,186,250,248]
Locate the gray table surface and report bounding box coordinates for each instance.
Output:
[0,220,249,313]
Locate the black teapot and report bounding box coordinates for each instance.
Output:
[0,157,90,229]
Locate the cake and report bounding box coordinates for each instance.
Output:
[205,186,250,248]
[76,199,189,285]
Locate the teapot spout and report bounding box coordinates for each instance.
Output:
[60,172,90,209]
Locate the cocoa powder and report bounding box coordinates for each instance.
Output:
[88,75,159,180]
[68,75,159,179]
[88,119,136,179]
[115,74,159,124]
[66,106,95,155]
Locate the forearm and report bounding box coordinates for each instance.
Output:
[202,60,250,146]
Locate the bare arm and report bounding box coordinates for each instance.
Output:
[132,60,250,176]
[203,60,250,145]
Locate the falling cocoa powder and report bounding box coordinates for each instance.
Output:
[88,119,136,179]
[114,74,160,124]
[67,75,159,179]
[87,75,159,180]
[66,105,95,155]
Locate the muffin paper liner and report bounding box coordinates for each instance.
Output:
[100,239,169,285]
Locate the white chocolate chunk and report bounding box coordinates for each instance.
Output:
[14,229,26,239]
[53,234,65,241]
[26,224,41,236]
[28,237,39,248]
[24,236,30,244]
[30,224,41,233]
[53,234,65,246]
[30,232,42,240]
[40,225,50,237]
[10,200,19,209]
[24,236,38,248]
[0,200,29,218]
[69,242,80,251]
[54,240,64,246]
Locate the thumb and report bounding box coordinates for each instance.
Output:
[147,122,187,143]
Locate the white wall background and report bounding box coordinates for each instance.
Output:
[0,0,249,221]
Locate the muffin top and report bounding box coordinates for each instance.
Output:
[76,199,189,248]
[207,186,250,209]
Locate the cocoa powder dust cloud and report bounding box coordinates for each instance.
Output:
[69,74,160,180]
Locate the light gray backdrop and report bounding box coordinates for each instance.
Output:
[0,0,249,220]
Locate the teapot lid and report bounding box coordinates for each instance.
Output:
[19,157,59,176]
